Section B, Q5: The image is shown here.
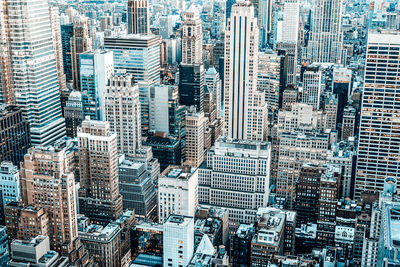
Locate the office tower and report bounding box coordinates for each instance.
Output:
[143,136,182,171]
[149,85,176,134]
[181,6,203,65]
[301,66,323,109]
[104,75,141,156]
[199,137,271,225]
[224,2,268,141]
[64,91,83,138]
[49,6,66,91]
[306,0,343,63]
[323,93,338,131]
[280,0,299,43]
[163,215,194,267]
[333,68,352,127]
[258,0,273,47]
[0,105,30,166]
[341,105,356,140]
[159,15,173,39]
[0,1,12,104]
[158,166,199,223]
[104,35,160,85]
[80,50,114,121]
[277,43,297,87]
[295,164,324,226]
[282,86,299,110]
[5,0,65,146]
[0,226,8,265]
[9,236,69,267]
[18,146,85,259]
[78,119,123,225]
[61,24,74,83]
[258,52,282,112]
[277,132,329,209]
[205,67,222,119]
[179,64,205,112]
[355,32,400,199]
[0,162,20,224]
[119,159,157,220]
[328,139,356,199]
[71,17,93,91]
[185,111,205,167]
[127,0,150,35]
[316,167,340,248]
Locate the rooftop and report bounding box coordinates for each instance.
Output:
[165,215,193,227]
[161,166,196,180]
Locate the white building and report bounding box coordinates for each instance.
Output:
[224,1,267,141]
[301,67,323,110]
[185,112,205,168]
[163,215,194,267]
[149,85,176,134]
[205,68,222,119]
[279,0,299,43]
[198,137,271,225]
[355,32,400,198]
[158,166,199,223]
[277,103,324,134]
[0,162,21,207]
[257,51,281,112]
[104,75,141,156]
[181,5,203,65]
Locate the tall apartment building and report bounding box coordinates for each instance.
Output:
[302,66,323,110]
[78,119,123,225]
[80,50,114,121]
[64,91,83,138]
[49,6,66,91]
[0,105,30,166]
[104,75,141,156]
[306,0,343,63]
[355,32,400,198]
[224,1,268,141]
[163,215,194,267]
[127,0,150,35]
[181,6,203,65]
[277,131,329,209]
[18,145,90,265]
[4,0,65,146]
[198,137,271,225]
[158,166,199,223]
[71,17,92,91]
[185,111,205,168]
[258,52,282,112]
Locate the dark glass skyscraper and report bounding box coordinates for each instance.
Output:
[178,64,205,112]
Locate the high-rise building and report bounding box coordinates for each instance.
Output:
[64,91,83,138]
[301,66,323,110]
[0,226,8,265]
[185,111,205,168]
[179,64,205,112]
[78,119,123,225]
[127,0,150,35]
[18,145,87,262]
[163,215,194,267]
[49,6,66,91]
[224,2,267,141]
[61,24,74,83]
[5,0,66,146]
[306,0,343,63]
[80,50,114,121]
[158,166,199,223]
[181,6,203,65]
[355,32,400,198]
[205,67,222,119]
[257,0,273,47]
[0,0,12,105]
[71,17,93,91]
[0,105,30,166]
[104,75,141,156]
[332,68,352,127]
[277,42,297,87]
[341,106,356,140]
[0,162,20,224]
[199,137,271,225]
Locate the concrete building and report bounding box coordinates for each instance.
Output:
[158,166,198,223]
[127,0,150,35]
[205,67,222,119]
[0,105,30,166]
[64,91,83,138]
[104,75,141,156]
[163,215,194,267]
[49,6,66,91]
[78,119,123,225]
[0,162,20,224]
[178,64,205,112]
[181,5,203,65]
[199,137,271,225]
[185,111,205,168]
[341,106,356,140]
[224,1,267,141]
[301,66,323,110]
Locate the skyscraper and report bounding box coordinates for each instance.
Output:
[127,0,150,35]
[0,0,13,104]
[5,0,66,146]
[179,64,205,112]
[61,24,74,83]
[78,119,123,225]
[181,6,203,65]
[306,0,343,63]
[104,75,142,156]
[185,111,205,168]
[80,50,114,121]
[355,32,400,198]
[224,1,268,141]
